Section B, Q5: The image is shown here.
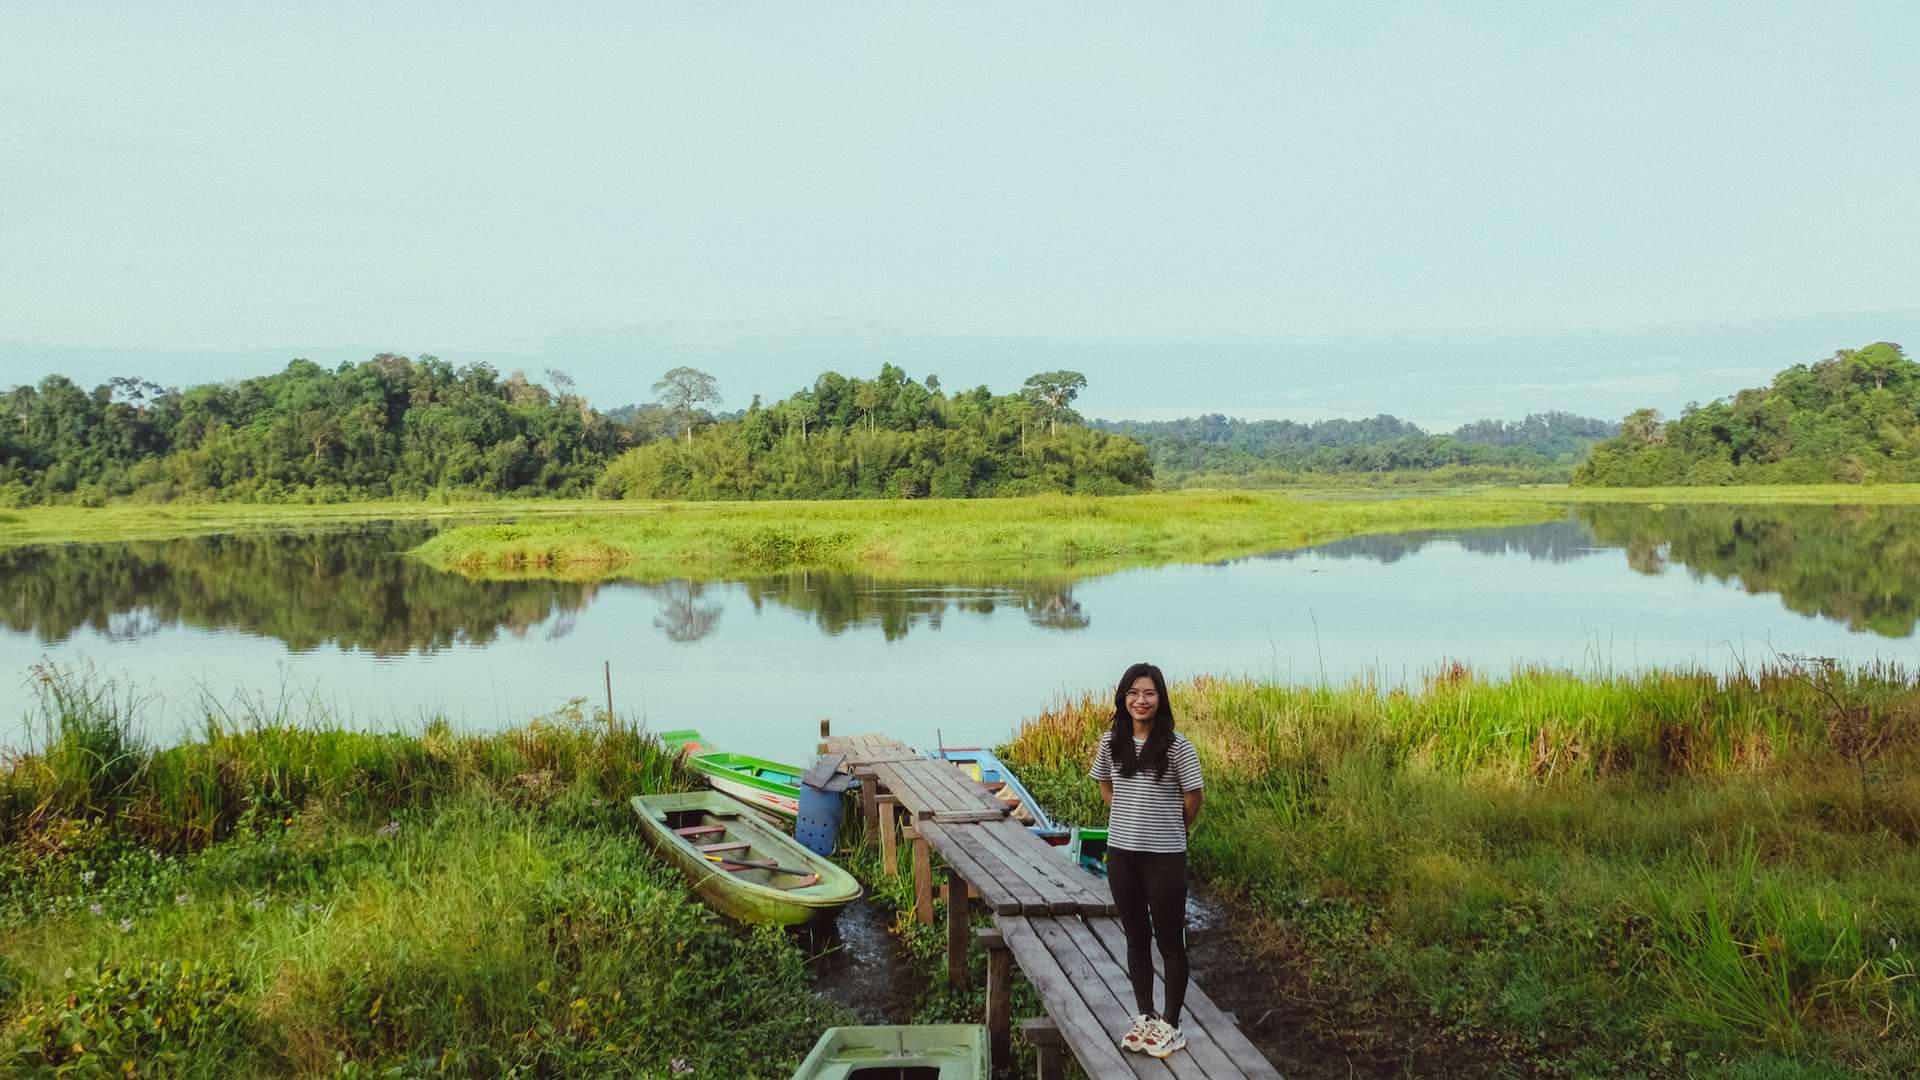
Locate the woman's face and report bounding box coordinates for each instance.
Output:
[1124,675,1159,728]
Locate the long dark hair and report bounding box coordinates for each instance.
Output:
[1109,661,1174,780]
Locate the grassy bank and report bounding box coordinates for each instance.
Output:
[0,499,672,550]
[1000,664,1920,1078]
[411,490,1567,579]
[0,680,846,1077]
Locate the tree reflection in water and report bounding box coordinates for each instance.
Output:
[1575,503,1920,638]
[739,571,1087,641]
[649,580,724,643]
[0,526,597,655]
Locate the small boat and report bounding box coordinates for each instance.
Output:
[1067,826,1108,878]
[930,745,1068,844]
[790,1024,989,1080]
[660,728,804,820]
[632,791,861,927]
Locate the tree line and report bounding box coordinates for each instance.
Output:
[1094,411,1616,486]
[594,365,1155,498]
[0,356,618,505]
[1574,342,1916,486]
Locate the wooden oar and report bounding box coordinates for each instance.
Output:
[702,853,819,883]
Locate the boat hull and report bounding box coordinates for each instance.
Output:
[932,746,1068,843]
[659,729,804,820]
[790,1024,989,1080]
[632,791,860,927]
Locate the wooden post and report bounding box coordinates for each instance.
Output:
[876,796,899,877]
[855,768,879,834]
[1020,1018,1064,1080]
[817,717,831,756]
[977,928,1011,1073]
[603,661,614,734]
[903,825,934,926]
[945,877,969,990]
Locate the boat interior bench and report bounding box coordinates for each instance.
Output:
[982,915,1281,1080]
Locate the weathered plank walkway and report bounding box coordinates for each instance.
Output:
[823,729,1281,1079]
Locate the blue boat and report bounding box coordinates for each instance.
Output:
[929,745,1069,844]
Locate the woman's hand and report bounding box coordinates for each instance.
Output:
[1099,779,1114,807]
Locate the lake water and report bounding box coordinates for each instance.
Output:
[4,503,1918,763]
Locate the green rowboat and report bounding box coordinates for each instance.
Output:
[631,791,860,927]
[791,1024,989,1080]
[659,728,804,820]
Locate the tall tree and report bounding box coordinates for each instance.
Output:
[652,366,721,444]
[1022,370,1088,437]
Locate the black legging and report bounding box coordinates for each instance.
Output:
[1106,847,1189,1025]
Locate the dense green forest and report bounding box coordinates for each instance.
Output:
[0,356,618,504]
[594,366,1154,498]
[1575,341,1916,486]
[1095,411,1615,486]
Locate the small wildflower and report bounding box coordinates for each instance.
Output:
[291,903,306,918]
[249,896,266,912]
[376,820,401,838]
[80,870,96,885]
[670,1058,692,1075]
[118,917,133,933]
[175,893,190,906]
[88,902,103,916]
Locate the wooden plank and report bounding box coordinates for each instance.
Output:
[1085,917,1281,1079]
[967,819,1082,914]
[999,916,1145,1079]
[918,758,1012,814]
[1051,918,1231,1079]
[801,752,845,789]
[1029,917,1216,1080]
[890,760,972,813]
[695,841,751,854]
[672,824,726,838]
[942,823,1050,914]
[1022,1017,1068,1080]
[872,762,942,819]
[908,757,994,810]
[918,823,1022,915]
[985,818,1117,913]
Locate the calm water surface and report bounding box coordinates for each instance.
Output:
[5,504,1918,763]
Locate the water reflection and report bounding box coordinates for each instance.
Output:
[739,571,1087,640]
[0,527,598,656]
[1574,503,1920,638]
[1259,519,1606,565]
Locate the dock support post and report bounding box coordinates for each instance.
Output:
[945,877,970,990]
[903,824,934,926]
[854,767,879,834]
[1020,1018,1064,1080]
[977,928,1011,1073]
[816,717,830,756]
[876,796,899,877]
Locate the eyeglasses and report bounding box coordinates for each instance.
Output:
[1124,689,1158,700]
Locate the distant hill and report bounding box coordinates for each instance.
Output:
[1091,411,1616,486]
[1574,342,1915,486]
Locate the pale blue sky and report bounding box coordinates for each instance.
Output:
[3,2,1916,425]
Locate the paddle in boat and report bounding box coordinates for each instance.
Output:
[631,791,861,927]
[929,744,1069,844]
[659,728,804,821]
[790,1024,989,1080]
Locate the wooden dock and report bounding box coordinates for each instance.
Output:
[823,729,1282,1080]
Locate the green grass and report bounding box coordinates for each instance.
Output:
[410,490,1569,579]
[1,682,849,1077]
[999,663,1920,1077]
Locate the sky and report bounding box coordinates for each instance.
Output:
[3,2,1917,427]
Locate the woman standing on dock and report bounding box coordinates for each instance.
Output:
[1090,661,1204,1059]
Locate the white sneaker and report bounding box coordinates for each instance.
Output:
[1120,1013,1154,1053]
[1142,1017,1186,1059]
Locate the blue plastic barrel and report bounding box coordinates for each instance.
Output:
[795,778,848,856]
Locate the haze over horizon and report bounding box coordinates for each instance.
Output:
[5,3,1916,428]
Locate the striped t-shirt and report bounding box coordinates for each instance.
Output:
[1089,732,1204,854]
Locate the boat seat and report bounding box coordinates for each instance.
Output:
[698,841,752,854]
[674,824,727,838]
